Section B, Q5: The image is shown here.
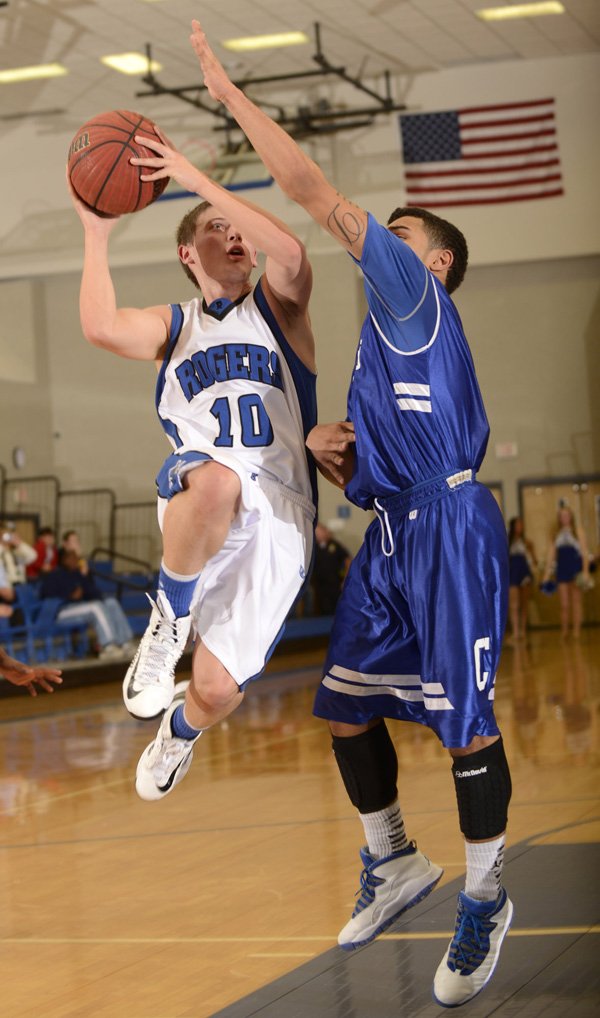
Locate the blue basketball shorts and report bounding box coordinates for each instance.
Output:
[313,477,509,748]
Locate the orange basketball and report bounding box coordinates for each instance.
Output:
[68,110,170,216]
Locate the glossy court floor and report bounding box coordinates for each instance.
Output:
[0,629,598,1018]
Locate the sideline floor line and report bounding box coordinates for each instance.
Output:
[1,926,597,945]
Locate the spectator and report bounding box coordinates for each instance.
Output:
[40,550,136,660]
[0,524,36,585]
[311,522,352,615]
[60,530,89,574]
[0,557,15,618]
[27,527,59,579]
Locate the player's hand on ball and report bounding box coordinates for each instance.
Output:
[190,19,236,103]
[66,166,120,230]
[132,131,203,194]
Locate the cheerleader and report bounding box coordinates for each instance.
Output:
[542,507,589,639]
[507,516,537,641]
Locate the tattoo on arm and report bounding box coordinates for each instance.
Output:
[327,202,365,247]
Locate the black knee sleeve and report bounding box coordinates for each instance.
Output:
[452,737,512,841]
[332,722,398,814]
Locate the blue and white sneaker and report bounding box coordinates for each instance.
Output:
[433,888,513,1008]
[135,694,201,801]
[338,841,443,950]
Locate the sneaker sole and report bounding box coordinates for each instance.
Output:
[432,899,514,1008]
[339,869,444,952]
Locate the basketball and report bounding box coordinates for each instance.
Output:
[67,110,170,216]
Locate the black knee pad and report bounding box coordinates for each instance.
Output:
[452,737,512,841]
[332,721,398,814]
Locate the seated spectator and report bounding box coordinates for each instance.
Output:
[311,521,352,616]
[27,527,59,579]
[0,557,15,619]
[60,529,89,574]
[1,524,37,585]
[40,550,135,660]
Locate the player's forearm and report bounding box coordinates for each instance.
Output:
[79,231,121,345]
[191,167,306,269]
[220,86,327,207]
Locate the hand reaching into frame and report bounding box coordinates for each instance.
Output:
[189,19,238,104]
[306,421,356,488]
[0,649,62,697]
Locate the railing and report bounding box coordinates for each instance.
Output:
[0,471,161,568]
[2,475,60,529]
[113,501,161,570]
[58,487,116,554]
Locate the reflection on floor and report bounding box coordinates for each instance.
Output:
[0,628,598,1017]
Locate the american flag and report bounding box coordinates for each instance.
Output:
[398,99,564,208]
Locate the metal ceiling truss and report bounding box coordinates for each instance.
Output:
[136,22,407,145]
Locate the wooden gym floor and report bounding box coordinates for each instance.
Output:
[0,629,598,1017]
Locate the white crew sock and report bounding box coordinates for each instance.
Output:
[465,834,505,901]
[360,798,409,860]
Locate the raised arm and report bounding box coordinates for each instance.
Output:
[189,20,369,260]
[131,133,312,315]
[68,176,170,361]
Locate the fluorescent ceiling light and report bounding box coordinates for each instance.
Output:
[477,2,565,20]
[0,63,68,84]
[222,31,309,52]
[101,53,162,75]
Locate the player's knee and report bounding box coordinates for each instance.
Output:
[451,737,512,840]
[186,462,241,517]
[331,720,398,813]
[189,669,240,713]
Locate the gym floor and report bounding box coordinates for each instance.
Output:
[0,629,598,1017]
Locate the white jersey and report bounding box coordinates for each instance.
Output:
[156,277,317,504]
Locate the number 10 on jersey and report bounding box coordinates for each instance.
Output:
[210,394,274,448]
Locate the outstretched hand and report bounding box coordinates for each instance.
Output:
[0,649,62,697]
[307,421,356,488]
[190,18,237,103]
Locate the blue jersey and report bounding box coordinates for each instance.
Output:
[346,214,490,509]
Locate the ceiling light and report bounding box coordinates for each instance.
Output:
[222,31,309,52]
[0,63,68,84]
[477,2,565,20]
[100,53,162,75]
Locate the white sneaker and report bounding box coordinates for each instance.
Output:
[338,842,443,950]
[122,591,191,719]
[433,888,513,1008]
[135,696,201,801]
[99,643,122,660]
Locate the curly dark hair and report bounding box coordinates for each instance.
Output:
[175,201,213,288]
[386,206,468,294]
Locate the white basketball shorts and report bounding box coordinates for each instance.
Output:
[157,465,315,687]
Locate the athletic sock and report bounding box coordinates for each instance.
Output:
[170,704,202,741]
[360,798,409,859]
[158,561,201,618]
[465,834,505,901]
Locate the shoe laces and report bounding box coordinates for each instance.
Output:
[135,610,184,687]
[447,901,496,975]
[353,863,385,916]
